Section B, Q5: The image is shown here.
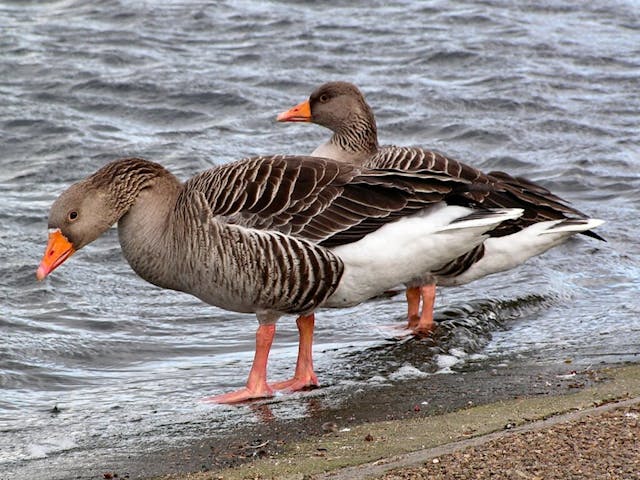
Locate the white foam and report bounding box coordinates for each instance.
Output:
[26,445,48,460]
[369,375,390,385]
[468,353,488,361]
[389,364,431,381]
[448,348,467,358]
[434,354,461,372]
[25,436,77,460]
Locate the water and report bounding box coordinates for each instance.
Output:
[1,1,639,478]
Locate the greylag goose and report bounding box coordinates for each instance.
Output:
[277,81,604,334]
[36,155,523,403]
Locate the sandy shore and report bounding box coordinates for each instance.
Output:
[93,363,640,480]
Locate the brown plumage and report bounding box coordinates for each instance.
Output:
[37,154,520,402]
[277,81,604,334]
[283,81,603,240]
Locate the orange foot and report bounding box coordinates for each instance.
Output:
[409,284,436,336]
[203,385,274,404]
[204,323,277,404]
[405,286,421,330]
[269,313,320,393]
[270,372,319,392]
[410,308,436,336]
[407,314,420,331]
[411,320,436,337]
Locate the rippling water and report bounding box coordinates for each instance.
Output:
[2,1,639,478]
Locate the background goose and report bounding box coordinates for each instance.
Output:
[277,81,604,334]
[36,155,522,403]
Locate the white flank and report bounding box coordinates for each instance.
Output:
[438,218,605,286]
[324,204,523,307]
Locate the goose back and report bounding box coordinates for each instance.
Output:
[367,146,604,240]
[181,155,475,248]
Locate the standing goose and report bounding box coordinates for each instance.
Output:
[36,155,522,403]
[277,81,604,334]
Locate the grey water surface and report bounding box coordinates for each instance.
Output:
[1,1,639,479]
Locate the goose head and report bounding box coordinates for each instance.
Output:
[36,179,118,280]
[277,81,376,136]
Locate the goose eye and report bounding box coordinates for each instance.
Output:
[68,211,78,221]
[319,94,329,103]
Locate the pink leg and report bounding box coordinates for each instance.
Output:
[270,314,319,392]
[412,283,437,335]
[406,286,421,330]
[204,324,276,404]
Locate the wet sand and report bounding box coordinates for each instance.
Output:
[91,363,640,480]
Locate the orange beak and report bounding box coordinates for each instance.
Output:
[276,100,312,122]
[36,229,76,280]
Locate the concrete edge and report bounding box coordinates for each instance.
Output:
[315,395,640,480]
[158,364,640,480]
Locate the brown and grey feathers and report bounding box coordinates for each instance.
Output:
[367,147,605,240]
[87,157,347,315]
[303,82,603,242]
[183,155,473,248]
[179,189,344,315]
